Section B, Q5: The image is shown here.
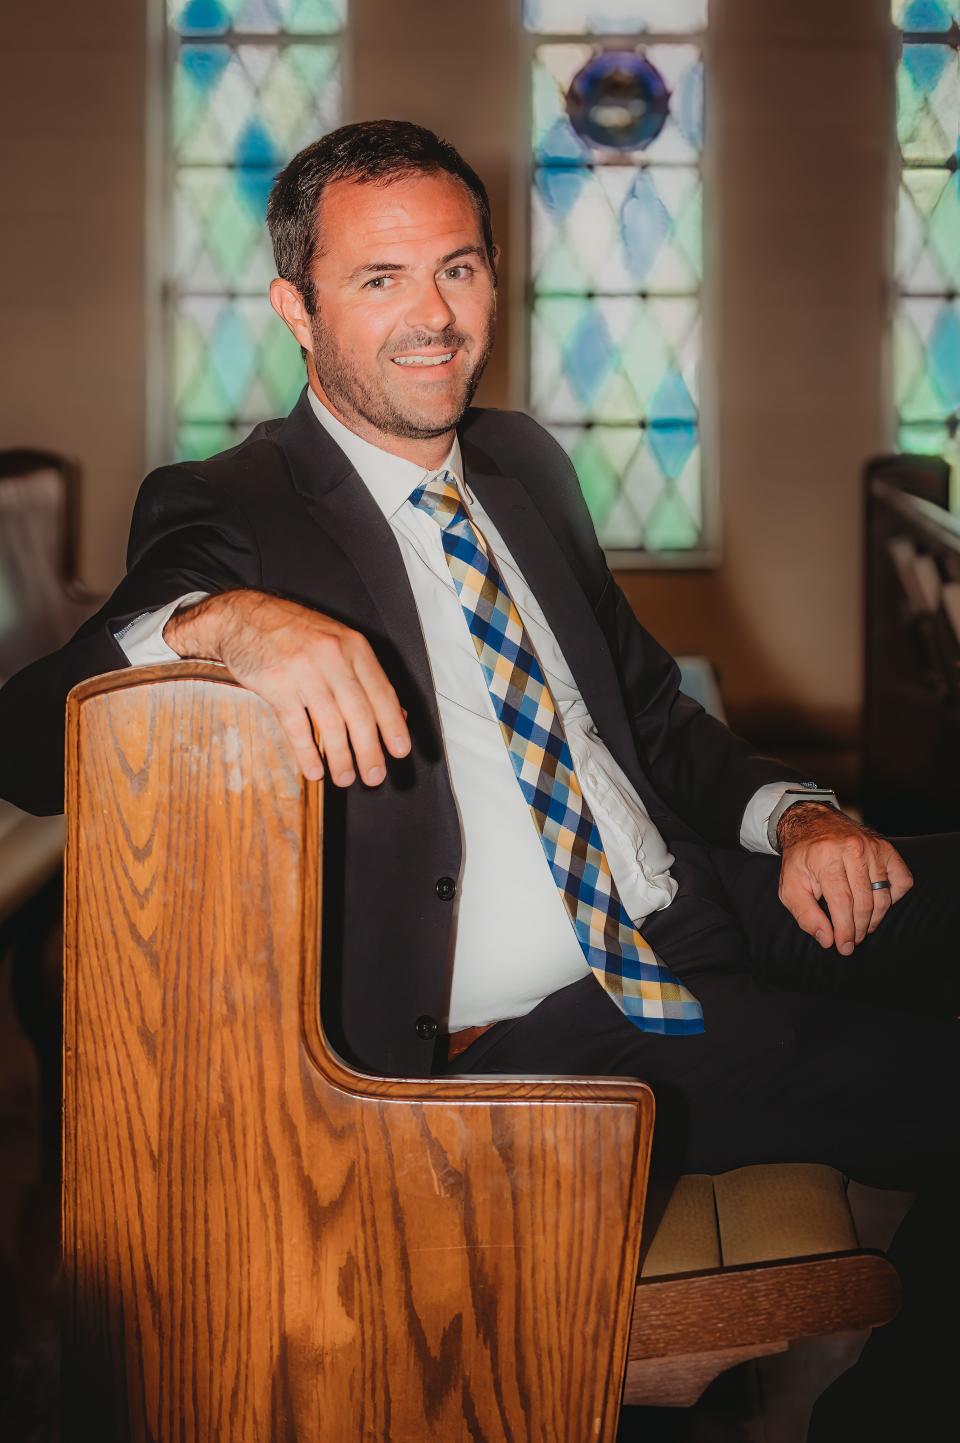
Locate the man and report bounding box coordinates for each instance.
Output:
[0,121,955,1437]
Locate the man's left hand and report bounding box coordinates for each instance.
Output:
[776,803,913,955]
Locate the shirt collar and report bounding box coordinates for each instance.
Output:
[306,387,464,520]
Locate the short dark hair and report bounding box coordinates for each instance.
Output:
[267,119,496,312]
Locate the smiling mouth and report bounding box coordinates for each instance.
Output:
[391,352,457,368]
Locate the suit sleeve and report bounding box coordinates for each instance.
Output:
[0,466,262,815]
[609,580,808,846]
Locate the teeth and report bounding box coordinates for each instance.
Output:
[393,353,454,367]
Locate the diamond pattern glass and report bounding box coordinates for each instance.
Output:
[168,11,344,459]
[526,5,707,554]
[893,6,960,499]
[170,0,345,37]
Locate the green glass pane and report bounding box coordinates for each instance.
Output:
[260,316,307,410]
[895,295,958,421]
[896,168,960,290]
[546,425,701,549]
[532,164,701,295]
[643,481,700,550]
[280,0,345,33]
[533,43,703,166]
[898,420,952,453]
[175,297,305,426]
[177,421,239,460]
[571,429,622,529]
[524,0,707,35]
[174,167,277,291]
[174,43,341,165]
[895,297,960,419]
[897,46,960,163]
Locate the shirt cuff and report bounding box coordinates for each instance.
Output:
[113,591,209,666]
[739,782,805,855]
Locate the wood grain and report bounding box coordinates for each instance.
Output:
[629,1252,900,1360]
[62,663,655,1443]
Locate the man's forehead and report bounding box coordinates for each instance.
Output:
[319,173,482,258]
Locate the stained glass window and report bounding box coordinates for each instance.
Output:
[525,1,708,556]
[167,0,346,459]
[893,1,960,504]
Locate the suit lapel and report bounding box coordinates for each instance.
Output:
[275,391,639,785]
[461,446,640,778]
[275,392,440,740]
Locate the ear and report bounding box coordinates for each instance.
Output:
[270,278,314,353]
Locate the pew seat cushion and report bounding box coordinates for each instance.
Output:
[641,1163,858,1279]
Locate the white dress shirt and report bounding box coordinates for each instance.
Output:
[117,393,794,1028]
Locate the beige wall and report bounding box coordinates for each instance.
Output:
[0,1,148,591]
[0,0,896,757]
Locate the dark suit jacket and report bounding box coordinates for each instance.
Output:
[0,391,805,1075]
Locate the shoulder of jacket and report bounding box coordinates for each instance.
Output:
[137,421,289,500]
[459,407,580,481]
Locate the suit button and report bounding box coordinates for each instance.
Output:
[415,1015,438,1040]
[436,876,457,901]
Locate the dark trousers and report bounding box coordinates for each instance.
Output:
[447,834,959,1439]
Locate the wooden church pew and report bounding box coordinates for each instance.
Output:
[61,664,900,1441]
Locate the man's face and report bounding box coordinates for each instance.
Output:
[301,172,497,443]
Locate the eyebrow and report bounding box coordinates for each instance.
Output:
[346,245,486,282]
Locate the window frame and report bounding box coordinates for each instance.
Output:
[518,5,718,569]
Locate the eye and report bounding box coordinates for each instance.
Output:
[443,264,475,281]
[363,274,392,290]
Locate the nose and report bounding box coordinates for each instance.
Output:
[403,277,455,335]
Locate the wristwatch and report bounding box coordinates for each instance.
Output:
[766,785,840,852]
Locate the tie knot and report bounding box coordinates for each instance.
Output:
[409,471,466,529]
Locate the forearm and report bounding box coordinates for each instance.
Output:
[162,589,248,661]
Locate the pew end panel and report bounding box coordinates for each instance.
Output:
[62,663,655,1443]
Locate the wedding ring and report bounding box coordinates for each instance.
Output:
[870,880,892,891]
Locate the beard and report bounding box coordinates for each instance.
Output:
[308,304,496,441]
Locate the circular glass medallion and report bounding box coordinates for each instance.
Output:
[566,50,670,152]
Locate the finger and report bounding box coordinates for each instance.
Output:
[304,687,356,787]
[819,864,857,955]
[274,700,325,782]
[779,878,834,947]
[330,675,388,786]
[352,646,411,757]
[841,839,875,944]
[864,846,892,934]
[884,846,914,904]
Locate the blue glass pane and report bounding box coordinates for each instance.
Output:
[893,0,957,32]
[532,167,701,294]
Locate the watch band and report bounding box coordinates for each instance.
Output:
[766,786,840,852]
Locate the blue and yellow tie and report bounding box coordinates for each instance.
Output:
[411,473,704,1036]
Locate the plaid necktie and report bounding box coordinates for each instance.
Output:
[410,473,703,1035]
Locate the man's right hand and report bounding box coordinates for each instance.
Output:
[163,590,411,786]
